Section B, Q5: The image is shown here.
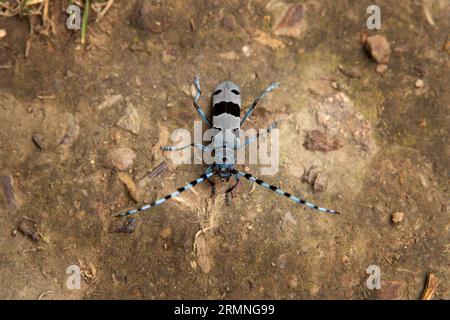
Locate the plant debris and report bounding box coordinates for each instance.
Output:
[420,273,439,300]
[117,172,138,202]
[0,175,16,209]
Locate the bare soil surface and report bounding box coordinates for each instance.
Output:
[0,0,448,299]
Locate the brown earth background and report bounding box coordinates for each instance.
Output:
[0,0,448,299]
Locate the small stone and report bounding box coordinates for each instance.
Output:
[219,51,238,60]
[365,35,391,64]
[276,253,289,269]
[117,103,140,135]
[65,70,75,78]
[280,211,297,230]
[304,130,343,152]
[107,148,136,171]
[313,173,328,192]
[253,30,285,50]
[418,174,429,188]
[287,274,298,289]
[0,29,6,39]
[391,212,404,224]
[376,64,388,73]
[32,133,45,149]
[377,280,405,300]
[338,65,361,78]
[331,82,339,90]
[415,79,424,88]
[197,255,211,274]
[242,45,252,57]
[302,165,318,185]
[444,40,450,54]
[269,2,305,39]
[160,227,172,239]
[190,260,197,269]
[418,118,427,128]
[181,85,191,97]
[111,131,121,144]
[97,94,122,111]
[222,15,237,30]
[136,1,169,33]
[342,255,350,264]
[19,220,39,241]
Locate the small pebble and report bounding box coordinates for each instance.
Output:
[391,212,404,224]
[242,45,251,57]
[377,280,404,300]
[331,82,339,90]
[19,220,39,241]
[415,79,424,88]
[364,35,391,64]
[376,64,388,73]
[32,133,45,149]
[117,103,140,135]
[313,173,328,192]
[160,227,172,239]
[304,130,343,152]
[181,85,191,97]
[287,274,298,289]
[107,148,136,171]
[0,29,6,39]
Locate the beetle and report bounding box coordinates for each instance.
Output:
[115,76,339,217]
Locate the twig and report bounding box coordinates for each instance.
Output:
[420,273,439,300]
[81,0,90,45]
[0,175,15,209]
[43,0,49,27]
[145,161,168,179]
[96,0,114,23]
[38,290,52,300]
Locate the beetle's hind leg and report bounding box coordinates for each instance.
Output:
[225,174,240,206]
[205,165,216,198]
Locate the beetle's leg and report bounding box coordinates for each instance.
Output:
[225,174,240,206]
[236,121,277,150]
[161,143,210,152]
[240,82,279,126]
[205,165,216,197]
[114,171,216,217]
[193,75,212,128]
[230,169,340,215]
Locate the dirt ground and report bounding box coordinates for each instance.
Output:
[0,0,448,299]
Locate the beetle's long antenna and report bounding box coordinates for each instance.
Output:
[230,169,340,215]
[114,171,216,217]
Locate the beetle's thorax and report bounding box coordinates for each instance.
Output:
[212,81,241,131]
